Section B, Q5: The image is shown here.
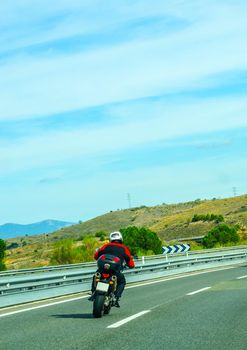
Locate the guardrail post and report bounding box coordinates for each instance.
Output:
[165,254,168,262]
[142,256,145,265]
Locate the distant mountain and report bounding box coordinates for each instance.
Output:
[0,220,74,239]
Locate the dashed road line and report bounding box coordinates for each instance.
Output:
[237,275,247,280]
[187,287,212,295]
[107,310,151,328]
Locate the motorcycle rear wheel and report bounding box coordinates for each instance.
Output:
[93,294,105,318]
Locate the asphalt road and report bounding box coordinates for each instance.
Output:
[1,264,247,350]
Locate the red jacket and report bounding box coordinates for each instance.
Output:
[94,242,135,269]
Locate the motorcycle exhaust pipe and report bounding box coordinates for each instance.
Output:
[95,272,101,283]
[111,275,117,281]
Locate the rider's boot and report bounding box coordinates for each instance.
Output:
[88,292,95,301]
[113,297,120,308]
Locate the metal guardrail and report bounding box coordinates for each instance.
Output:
[0,246,247,308]
[136,245,247,261]
[0,261,96,276]
[1,245,247,277]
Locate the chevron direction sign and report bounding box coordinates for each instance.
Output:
[162,244,190,254]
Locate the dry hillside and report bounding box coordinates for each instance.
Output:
[4,194,247,269]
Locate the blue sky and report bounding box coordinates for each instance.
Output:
[0,0,247,224]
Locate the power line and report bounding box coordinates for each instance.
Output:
[127,193,132,208]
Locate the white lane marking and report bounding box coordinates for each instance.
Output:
[0,295,88,318]
[187,287,211,295]
[237,275,247,279]
[107,310,151,328]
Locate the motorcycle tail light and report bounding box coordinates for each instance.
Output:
[102,273,110,278]
[113,257,120,263]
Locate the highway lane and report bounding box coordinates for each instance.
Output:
[1,264,246,350]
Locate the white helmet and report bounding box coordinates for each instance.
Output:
[109,231,123,243]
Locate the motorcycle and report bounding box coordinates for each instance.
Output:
[92,254,121,318]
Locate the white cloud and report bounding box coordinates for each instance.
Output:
[0,1,247,120]
[1,33,246,121]
[0,94,246,176]
[0,0,186,53]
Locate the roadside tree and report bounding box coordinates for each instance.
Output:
[202,224,240,248]
[120,226,162,256]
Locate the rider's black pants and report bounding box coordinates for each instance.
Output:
[114,271,126,298]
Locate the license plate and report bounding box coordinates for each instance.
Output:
[96,282,109,292]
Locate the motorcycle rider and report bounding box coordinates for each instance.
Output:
[89,231,135,307]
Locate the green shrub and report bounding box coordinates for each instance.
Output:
[0,239,6,271]
[50,236,98,265]
[95,231,107,241]
[7,242,19,249]
[192,213,224,223]
[0,261,6,271]
[51,239,74,264]
[202,224,240,248]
